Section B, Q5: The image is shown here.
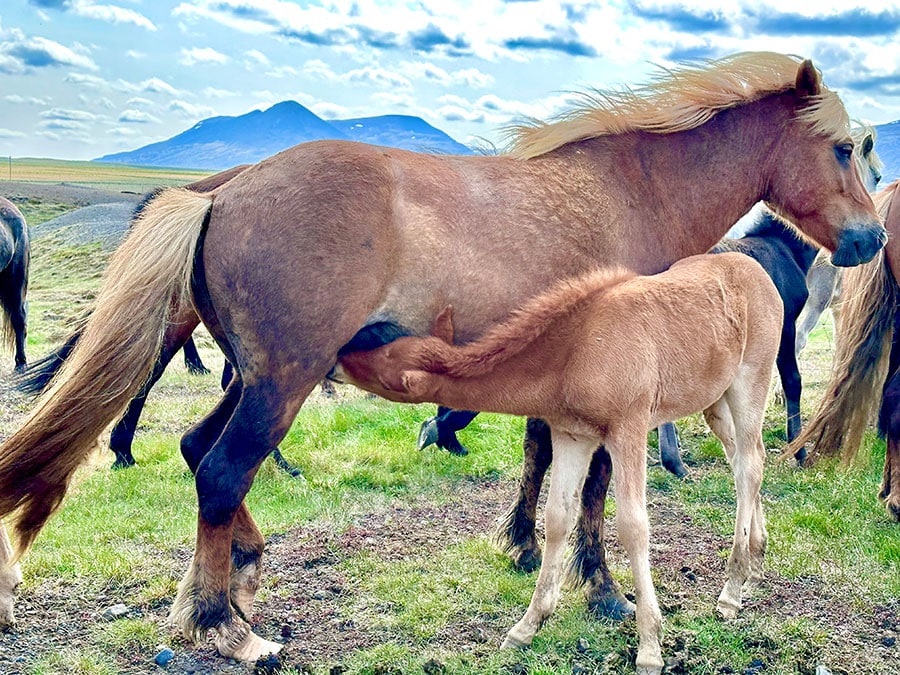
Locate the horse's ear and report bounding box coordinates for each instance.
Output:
[862,133,875,157]
[431,305,455,343]
[795,59,821,98]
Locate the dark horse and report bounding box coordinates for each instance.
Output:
[656,210,821,476]
[0,197,29,371]
[791,180,900,521]
[0,54,885,665]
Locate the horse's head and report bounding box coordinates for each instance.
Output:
[852,122,883,192]
[763,60,886,267]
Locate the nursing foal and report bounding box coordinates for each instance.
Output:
[337,253,781,673]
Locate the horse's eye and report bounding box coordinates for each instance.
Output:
[834,143,853,163]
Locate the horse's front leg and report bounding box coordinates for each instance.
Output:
[502,428,596,648]
[494,418,552,573]
[879,369,900,521]
[571,445,635,620]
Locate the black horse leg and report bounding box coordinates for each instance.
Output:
[777,326,804,463]
[571,446,636,620]
[0,275,27,371]
[109,338,185,468]
[417,406,479,456]
[181,335,210,375]
[657,422,688,478]
[494,418,552,572]
[220,359,303,478]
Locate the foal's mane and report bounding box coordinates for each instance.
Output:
[418,267,636,379]
[507,52,848,160]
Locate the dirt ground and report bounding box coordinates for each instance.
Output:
[0,182,897,674]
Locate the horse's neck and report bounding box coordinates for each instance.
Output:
[567,100,782,271]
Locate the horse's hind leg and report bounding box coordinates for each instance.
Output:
[182,336,210,375]
[502,428,596,648]
[494,418,552,573]
[776,324,804,461]
[714,379,768,619]
[878,369,900,521]
[0,271,27,370]
[171,377,315,660]
[570,445,635,620]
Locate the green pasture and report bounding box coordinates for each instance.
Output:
[1,178,897,674]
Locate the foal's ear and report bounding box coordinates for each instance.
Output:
[862,133,875,157]
[431,305,455,343]
[795,59,821,98]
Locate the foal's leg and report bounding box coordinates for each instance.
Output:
[502,428,596,648]
[417,407,479,456]
[171,378,314,661]
[607,425,664,674]
[713,384,767,620]
[570,446,635,619]
[495,418,552,573]
[795,262,837,357]
[879,369,900,521]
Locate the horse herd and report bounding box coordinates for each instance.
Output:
[0,52,897,672]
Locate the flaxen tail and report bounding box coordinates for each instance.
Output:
[0,188,213,558]
[788,182,899,463]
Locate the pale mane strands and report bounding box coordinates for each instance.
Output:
[851,120,885,176]
[507,52,848,160]
[421,267,637,379]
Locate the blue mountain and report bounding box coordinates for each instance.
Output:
[95,101,473,169]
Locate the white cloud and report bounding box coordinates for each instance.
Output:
[0,128,25,139]
[201,86,239,99]
[118,109,161,124]
[4,94,51,105]
[168,100,216,119]
[126,50,146,59]
[125,97,155,108]
[303,59,412,89]
[139,77,180,96]
[399,62,494,88]
[40,107,97,121]
[243,49,270,67]
[0,33,98,73]
[70,1,157,31]
[179,47,229,66]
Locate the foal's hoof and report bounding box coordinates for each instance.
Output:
[886,497,900,522]
[715,598,741,620]
[588,592,636,621]
[417,417,439,450]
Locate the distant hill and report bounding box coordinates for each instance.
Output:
[875,120,900,186]
[95,101,473,170]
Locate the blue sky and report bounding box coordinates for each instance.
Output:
[1,0,900,160]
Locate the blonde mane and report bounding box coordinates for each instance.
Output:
[507,52,849,160]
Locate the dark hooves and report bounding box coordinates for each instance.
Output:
[588,592,637,622]
[417,417,439,450]
[439,439,470,456]
[661,456,688,479]
[186,364,211,376]
[512,548,542,574]
[111,457,136,470]
[271,450,303,478]
[793,447,808,467]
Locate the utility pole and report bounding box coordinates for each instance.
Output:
[7,156,10,181]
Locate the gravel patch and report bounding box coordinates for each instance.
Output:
[29,202,136,248]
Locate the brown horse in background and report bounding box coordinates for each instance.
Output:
[790,180,900,520]
[0,197,29,370]
[0,53,885,662]
[337,253,782,672]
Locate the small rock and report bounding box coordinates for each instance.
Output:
[572,664,586,675]
[280,624,292,639]
[749,658,765,670]
[881,635,896,647]
[154,648,175,667]
[329,667,347,675]
[311,589,331,601]
[423,658,445,674]
[815,667,832,675]
[576,637,589,653]
[100,603,129,621]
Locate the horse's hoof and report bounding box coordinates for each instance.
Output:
[886,497,900,522]
[216,624,282,662]
[500,627,531,649]
[417,418,439,450]
[588,593,636,621]
[511,548,542,573]
[440,440,469,457]
[111,457,136,470]
[715,598,740,620]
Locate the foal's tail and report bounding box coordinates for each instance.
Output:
[788,183,899,463]
[0,188,213,557]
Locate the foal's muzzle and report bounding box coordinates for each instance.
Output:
[831,223,888,267]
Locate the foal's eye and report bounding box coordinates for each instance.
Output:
[834,143,853,163]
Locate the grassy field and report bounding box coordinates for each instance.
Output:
[0,169,897,674]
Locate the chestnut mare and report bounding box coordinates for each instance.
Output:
[0,53,885,662]
[337,253,782,672]
[790,180,900,520]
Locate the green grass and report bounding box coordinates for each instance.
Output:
[5,157,210,193]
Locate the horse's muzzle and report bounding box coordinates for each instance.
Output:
[831,224,888,267]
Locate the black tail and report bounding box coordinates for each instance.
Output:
[12,327,82,396]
